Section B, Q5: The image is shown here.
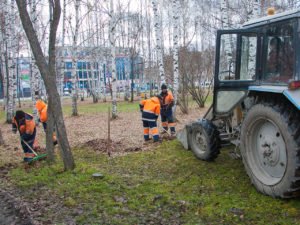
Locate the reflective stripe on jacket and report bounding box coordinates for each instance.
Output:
[36,100,48,122]
[139,97,161,121]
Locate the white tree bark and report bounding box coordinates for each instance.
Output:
[59,0,67,98]
[152,0,165,86]
[6,0,17,123]
[172,0,180,114]
[247,0,260,79]
[0,0,8,112]
[71,0,80,116]
[109,0,117,118]
[220,0,232,68]
[29,0,41,121]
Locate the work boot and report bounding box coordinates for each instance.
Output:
[154,137,163,143]
[170,132,176,140]
[143,138,152,145]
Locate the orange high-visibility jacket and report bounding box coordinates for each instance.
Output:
[12,113,36,135]
[139,97,161,121]
[161,91,174,109]
[162,91,174,104]
[36,100,48,122]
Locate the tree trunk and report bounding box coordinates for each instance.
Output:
[0,14,8,111]
[3,0,14,123]
[220,0,232,70]
[58,0,67,99]
[109,0,117,119]
[247,0,260,78]
[172,0,180,117]
[45,99,55,162]
[16,0,75,170]
[0,128,4,145]
[29,0,41,121]
[71,0,80,116]
[152,0,165,85]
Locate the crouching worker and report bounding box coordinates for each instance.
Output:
[35,98,57,146]
[139,95,162,142]
[12,110,37,163]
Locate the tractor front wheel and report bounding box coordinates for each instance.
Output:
[189,119,220,161]
[241,103,300,198]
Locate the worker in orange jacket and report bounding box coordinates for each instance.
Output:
[139,95,162,142]
[35,98,57,145]
[12,110,37,162]
[160,84,176,135]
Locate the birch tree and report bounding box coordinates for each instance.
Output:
[0,1,8,112]
[29,0,41,121]
[247,0,260,79]
[109,0,117,119]
[71,0,80,116]
[152,0,165,85]
[58,0,67,98]
[16,0,75,170]
[172,0,180,115]
[220,0,232,74]
[5,0,17,123]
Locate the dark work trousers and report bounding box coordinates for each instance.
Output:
[20,128,36,162]
[161,109,176,134]
[143,120,159,141]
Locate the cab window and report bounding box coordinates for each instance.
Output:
[263,22,294,83]
[218,33,257,81]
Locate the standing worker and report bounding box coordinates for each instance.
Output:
[35,97,57,145]
[12,110,37,162]
[139,95,162,142]
[160,84,176,136]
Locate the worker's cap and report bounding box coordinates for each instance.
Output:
[161,84,167,90]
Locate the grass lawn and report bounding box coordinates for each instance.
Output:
[0,100,139,122]
[8,141,300,224]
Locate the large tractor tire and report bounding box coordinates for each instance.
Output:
[240,103,300,198]
[189,119,221,161]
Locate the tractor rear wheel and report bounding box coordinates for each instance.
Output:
[240,103,300,198]
[189,119,220,161]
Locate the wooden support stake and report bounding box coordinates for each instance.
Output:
[107,107,111,157]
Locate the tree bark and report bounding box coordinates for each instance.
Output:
[0,128,4,145]
[71,0,80,116]
[29,0,41,121]
[172,0,180,117]
[152,0,165,85]
[109,0,117,119]
[16,0,75,170]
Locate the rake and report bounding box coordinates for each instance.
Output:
[21,139,47,164]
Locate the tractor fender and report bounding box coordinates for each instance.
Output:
[248,86,300,110]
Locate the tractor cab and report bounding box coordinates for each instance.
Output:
[213,9,300,118]
[177,9,300,198]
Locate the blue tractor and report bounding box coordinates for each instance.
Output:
[178,9,300,198]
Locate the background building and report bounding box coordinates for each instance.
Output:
[56,46,144,94]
